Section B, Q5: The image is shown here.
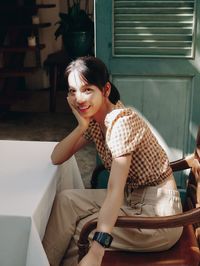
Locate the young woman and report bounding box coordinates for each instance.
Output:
[43,56,200,266]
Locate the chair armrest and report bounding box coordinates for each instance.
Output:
[169,158,190,172]
[78,207,200,261]
[93,158,191,175]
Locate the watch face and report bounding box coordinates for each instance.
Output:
[104,237,111,246]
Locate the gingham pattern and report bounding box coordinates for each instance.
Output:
[83,101,172,189]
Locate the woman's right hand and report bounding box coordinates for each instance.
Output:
[67,96,91,130]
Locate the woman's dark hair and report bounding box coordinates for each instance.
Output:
[64,56,120,104]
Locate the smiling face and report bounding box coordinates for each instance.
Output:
[68,70,106,120]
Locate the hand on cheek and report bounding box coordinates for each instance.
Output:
[67,96,91,130]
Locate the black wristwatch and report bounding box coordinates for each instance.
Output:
[92,232,113,248]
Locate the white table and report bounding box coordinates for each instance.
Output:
[0,140,84,266]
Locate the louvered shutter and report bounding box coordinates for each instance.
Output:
[113,0,196,57]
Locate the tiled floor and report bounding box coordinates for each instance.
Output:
[0,89,96,188]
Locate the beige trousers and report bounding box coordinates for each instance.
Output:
[43,180,183,266]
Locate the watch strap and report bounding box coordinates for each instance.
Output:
[92,231,113,248]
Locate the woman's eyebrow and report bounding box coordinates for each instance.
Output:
[68,84,92,91]
[82,84,92,88]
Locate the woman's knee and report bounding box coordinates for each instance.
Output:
[52,189,78,217]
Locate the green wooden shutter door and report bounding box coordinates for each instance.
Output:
[95,0,200,191]
[113,0,196,57]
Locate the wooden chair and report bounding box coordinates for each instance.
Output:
[78,128,200,266]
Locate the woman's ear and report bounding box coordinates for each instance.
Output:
[103,82,111,97]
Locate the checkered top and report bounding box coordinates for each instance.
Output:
[83,101,172,189]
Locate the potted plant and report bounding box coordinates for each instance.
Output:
[55,0,94,58]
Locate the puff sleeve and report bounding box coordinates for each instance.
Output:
[105,109,147,158]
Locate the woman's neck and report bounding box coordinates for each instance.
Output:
[93,100,115,127]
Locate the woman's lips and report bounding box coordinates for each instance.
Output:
[78,106,90,112]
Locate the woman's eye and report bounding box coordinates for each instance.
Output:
[68,89,76,96]
[85,88,92,93]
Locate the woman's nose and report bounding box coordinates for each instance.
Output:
[75,91,85,103]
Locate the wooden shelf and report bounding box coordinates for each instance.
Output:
[0,4,56,12]
[0,23,51,30]
[0,67,39,78]
[0,44,45,53]
[0,1,53,108]
[36,4,56,9]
